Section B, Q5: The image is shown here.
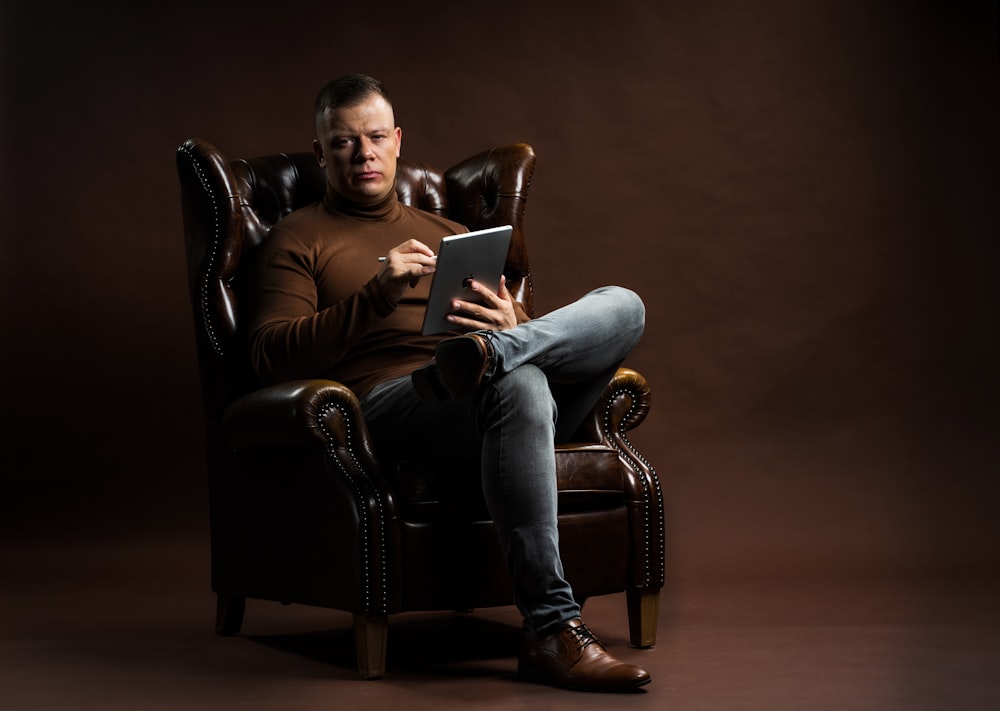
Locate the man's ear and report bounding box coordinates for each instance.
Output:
[395,126,402,158]
[313,139,325,167]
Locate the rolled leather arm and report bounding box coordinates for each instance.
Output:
[576,367,652,443]
[222,379,380,471]
[577,367,664,589]
[221,378,399,613]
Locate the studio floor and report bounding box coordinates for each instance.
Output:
[2,533,998,711]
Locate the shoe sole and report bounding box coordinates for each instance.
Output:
[411,364,449,401]
[434,335,489,398]
[517,667,651,693]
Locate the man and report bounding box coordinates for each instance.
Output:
[248,74,650,692]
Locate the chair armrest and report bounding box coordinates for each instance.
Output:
[220,379,399,614]
[576,367,652,443]
[222,379,380,471]
[577,367,664,590]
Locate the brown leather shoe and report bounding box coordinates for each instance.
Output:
[412,332,496,400]
[518,619,651,692]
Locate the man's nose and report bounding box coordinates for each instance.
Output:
[354,138,375,160]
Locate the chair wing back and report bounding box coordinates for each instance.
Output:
[443,145,535,308]
[176,138,536,419]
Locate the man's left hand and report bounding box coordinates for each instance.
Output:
[446,275,518,332]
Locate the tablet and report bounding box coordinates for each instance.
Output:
[421,225,513,335]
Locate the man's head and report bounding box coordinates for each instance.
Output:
[313,74,402,205]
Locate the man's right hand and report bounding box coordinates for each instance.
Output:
[375,239,437,304]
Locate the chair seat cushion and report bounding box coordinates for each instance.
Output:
[391,443,624,521]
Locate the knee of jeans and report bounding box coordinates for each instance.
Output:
[601,286,646,339]
[490,364,557,424]
[595,285,645,324]
[619,286,647,324]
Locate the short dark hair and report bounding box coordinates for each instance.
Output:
[314,74,392,117]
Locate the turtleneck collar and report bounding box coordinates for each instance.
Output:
[323,182,401,221]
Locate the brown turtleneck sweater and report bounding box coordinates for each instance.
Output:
[248,185,467,397]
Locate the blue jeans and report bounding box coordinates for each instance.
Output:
[360,286,646,637]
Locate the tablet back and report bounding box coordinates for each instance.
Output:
[421,225,513,335]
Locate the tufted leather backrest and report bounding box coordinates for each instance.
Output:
[176,138,536,419]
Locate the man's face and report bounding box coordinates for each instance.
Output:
[313,94,401,205]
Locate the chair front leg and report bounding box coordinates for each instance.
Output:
[215,594,245,636]
[354,613,389,679]
[626,587,660,648]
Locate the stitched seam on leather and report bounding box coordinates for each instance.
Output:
[603,389,665,587]
[317,403,387,614]
[630,433,665,586]
[178,144,225,358]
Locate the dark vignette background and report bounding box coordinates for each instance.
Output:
[1,1,997,589]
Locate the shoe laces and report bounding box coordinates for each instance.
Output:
[567,622,603,651]
[479,329,498,378]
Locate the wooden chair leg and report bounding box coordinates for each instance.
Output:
[353,613,388,680]
[215,594,245,636]
[626,587,660,648]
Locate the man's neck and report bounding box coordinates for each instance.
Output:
[323,183,399,220]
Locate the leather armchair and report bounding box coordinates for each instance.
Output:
[175,137,665,679]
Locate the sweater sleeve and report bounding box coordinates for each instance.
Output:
[247,224,396,385]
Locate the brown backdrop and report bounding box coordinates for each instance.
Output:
[2,0,997,585]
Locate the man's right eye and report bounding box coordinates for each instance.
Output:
[333,137,356,148]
